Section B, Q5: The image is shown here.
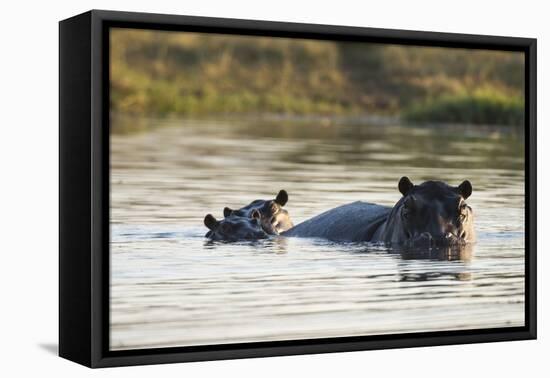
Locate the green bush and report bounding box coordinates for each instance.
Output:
[402,90,524,126]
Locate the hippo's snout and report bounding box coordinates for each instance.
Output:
[409,232,433,247]
[445,232,457,242]
[408,231,466,248]
[439,231,468,246]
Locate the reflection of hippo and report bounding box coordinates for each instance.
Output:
[223,190,294,235]
[283,177,475,247]
[204,210,269,241]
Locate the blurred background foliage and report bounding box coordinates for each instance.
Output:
[111,28,524,126]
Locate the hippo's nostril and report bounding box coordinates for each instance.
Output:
[411,232,433,248]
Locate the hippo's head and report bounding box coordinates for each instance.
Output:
[204,210,269,241]
[384,177,475,247]
[223,190,294,235]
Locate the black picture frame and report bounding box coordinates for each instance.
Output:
[59,9,537,368]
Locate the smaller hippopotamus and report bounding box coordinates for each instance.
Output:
[223,190,294,235]
[204,210,269,241]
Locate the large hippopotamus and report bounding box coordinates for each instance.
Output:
[282,177,475,247]
[222,190,294,235]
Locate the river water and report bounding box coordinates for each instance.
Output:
[110,117,525,350]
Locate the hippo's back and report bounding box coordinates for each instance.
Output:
[282,201,391,242]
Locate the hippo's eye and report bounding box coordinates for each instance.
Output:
[269,202,279,213]
[458,204,468,222]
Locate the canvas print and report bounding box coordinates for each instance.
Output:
[109,28,525,351]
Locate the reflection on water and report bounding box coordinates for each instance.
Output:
[110,117,525,350]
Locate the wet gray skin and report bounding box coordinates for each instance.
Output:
[204,210,269,241]
[223,190,294,235]
[283,177,475,248]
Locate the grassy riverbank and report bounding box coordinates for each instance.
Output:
[111,29,525,126]
[402,88,524,125]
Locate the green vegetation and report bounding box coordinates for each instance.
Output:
[111,28,524,126]
[403,89,524,125]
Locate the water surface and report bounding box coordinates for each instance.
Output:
[110,117,525,350]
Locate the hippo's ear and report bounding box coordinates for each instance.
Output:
[223,207,233,217]
[398,176,414,196]
[275,190,288,206]
[457,180,472,199]
[250,209,261,220]
[204,214,219,231]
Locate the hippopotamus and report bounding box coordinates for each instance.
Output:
[204,210,269,241]
[282,177,475,247]
[222,190,294,235]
